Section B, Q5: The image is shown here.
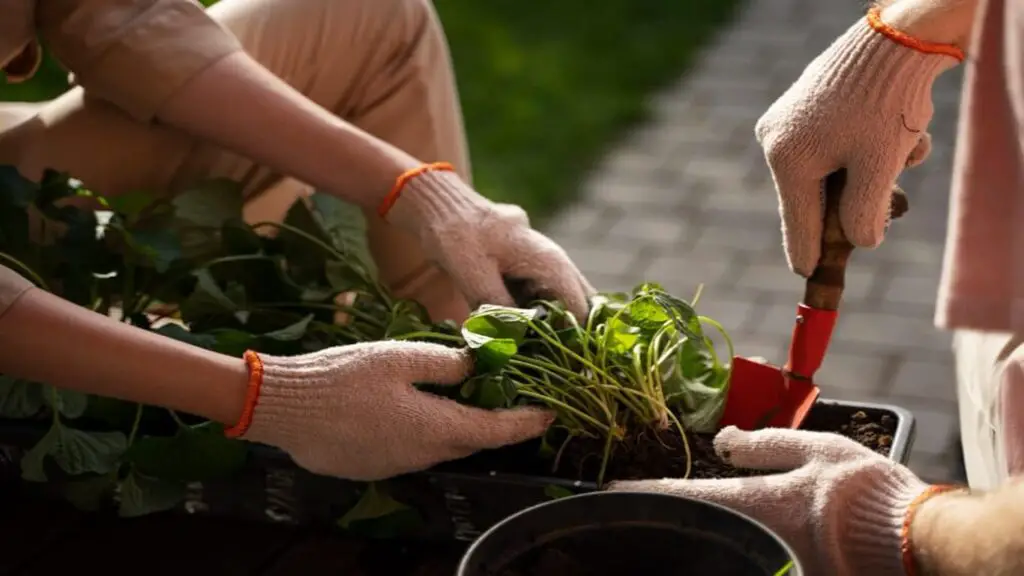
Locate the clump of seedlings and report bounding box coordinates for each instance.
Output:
[408,284,733,486]
[0,165,732,517]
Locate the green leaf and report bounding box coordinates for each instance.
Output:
[209,328,257,357]
[125,422,247,483]
[118,470,186,518]
[337,482,422,538]
[21,423,127,482]
[461,305,537,372]
[154,323,218,349]
[308,193,378,280]
[129,228,182,273]
[0,376,44,418]
[0,165,36,208]
[106,190,156,221]
[60,472,117,511]
[42,386,89,419]
[461,374,517,409]
[220,218,263,255]
[180,269,241,322]
[543,484,575,500]
[171,178,245,229]
[261,314,313,342]
[603,316,640,356]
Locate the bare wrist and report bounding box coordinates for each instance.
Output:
[878,0,978,49]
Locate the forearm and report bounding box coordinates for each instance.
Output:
[0,285,248,426]
[910,479,1024,575]
[877,0,980,49]
[155,52,422,211]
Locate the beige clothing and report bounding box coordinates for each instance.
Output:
[938,0,1024,485]
[0,0,473,324]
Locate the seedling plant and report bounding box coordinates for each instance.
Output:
[0,166,733,523]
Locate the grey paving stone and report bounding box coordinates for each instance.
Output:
[607,214,690,246]
[890,358,959,404]
[638,255,732,297]
[735,263,880,303]
[893,398,960,458]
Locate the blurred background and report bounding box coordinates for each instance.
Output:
[1,0,965,483]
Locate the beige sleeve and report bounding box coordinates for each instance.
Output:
[36,0,243,122]
[0,265,35,322]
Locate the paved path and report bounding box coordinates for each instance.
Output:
[544,0,966,483]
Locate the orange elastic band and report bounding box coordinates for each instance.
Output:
[867,7,965,61]
[900,484,964,576]
[377,162,456,219]
[224,350,264,439]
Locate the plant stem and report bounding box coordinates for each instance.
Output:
[0,252,49,291]
[127,404,144,446]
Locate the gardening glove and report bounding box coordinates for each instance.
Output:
[755,8,962,276]
[607,427,947,576]
[228,341,555,481]
[380,163,595,320]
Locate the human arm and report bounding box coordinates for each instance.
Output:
[36,0,594,318]
[0,263,552,479]
[0,266,248,424]
[911,479,1024,576]
[878,0,979,50]
[607,426,1024,575]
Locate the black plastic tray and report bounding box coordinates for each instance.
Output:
[0,398,915,542]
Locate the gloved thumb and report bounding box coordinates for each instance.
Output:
[714,426,875,470]
[840,156,904,248]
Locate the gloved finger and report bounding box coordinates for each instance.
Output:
[712,426,876,470]
[444,253,517,310]
[376,341,474,385]
[772,169,825,277]
[500,230,592,322]
[423,399,555,455]
[606,471,806,523]
[840,155,904,249]
[905,132,932,168]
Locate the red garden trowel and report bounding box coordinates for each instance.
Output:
[718,169,909,430]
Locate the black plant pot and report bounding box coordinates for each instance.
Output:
[457,491,802,576]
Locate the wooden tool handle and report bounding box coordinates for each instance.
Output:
[803,170,909,310]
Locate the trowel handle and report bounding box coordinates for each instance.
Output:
[803,170,909,311]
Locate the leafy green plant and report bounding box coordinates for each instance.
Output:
[404,282,733,485]
[0,165,734,521]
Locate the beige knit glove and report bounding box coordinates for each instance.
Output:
[755,10,961,276]
[383,165,595,320]
[232,341,554,481]
[608,427,934,576]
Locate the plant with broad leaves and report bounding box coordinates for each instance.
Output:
[0,164,735,528]
[401,283,733,486]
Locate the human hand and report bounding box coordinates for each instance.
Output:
[230,341,554,481]
[755,9,961,276]
[381,164,595,320]
[607,427,936,576]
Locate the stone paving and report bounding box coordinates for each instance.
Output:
[543,0,966,483]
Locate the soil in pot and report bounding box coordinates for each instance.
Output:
[449,405,896,482]
[458,492,799,576]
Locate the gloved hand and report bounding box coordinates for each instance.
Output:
[755,8,962,276]
[607,427,957,576]
[228,341,554,480]
[380,163,595,320]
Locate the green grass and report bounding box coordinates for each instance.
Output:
[435,0,742,220]
[1,0,742,220]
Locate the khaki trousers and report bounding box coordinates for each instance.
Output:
[953,329,1024,489]
[0,0,471,323]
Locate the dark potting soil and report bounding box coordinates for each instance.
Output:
[488,525,766,576]
[453,405,897,482]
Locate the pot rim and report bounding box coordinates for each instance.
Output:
[456,490,803,576]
